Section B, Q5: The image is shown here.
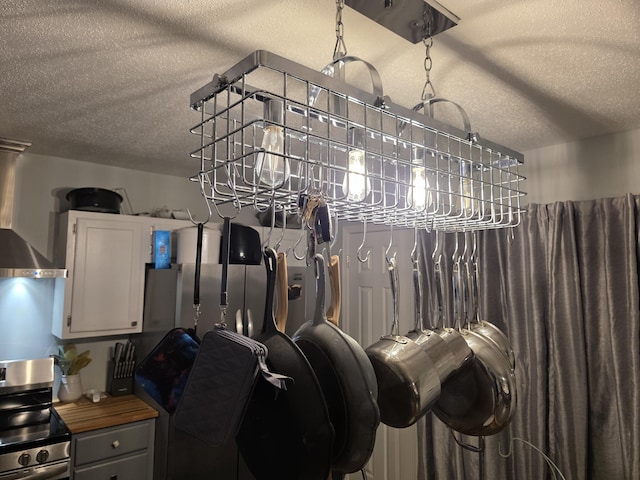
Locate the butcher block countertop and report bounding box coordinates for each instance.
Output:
[55,394,158,434]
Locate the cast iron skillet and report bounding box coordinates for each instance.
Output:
[236,248,334,480]
[293,254,380,474]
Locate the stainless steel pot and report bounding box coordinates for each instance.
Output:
[431,241,474,371]
[465,243,516,369]
[365,256,440,429]
[433,249,516,436]
[405,256,457,384]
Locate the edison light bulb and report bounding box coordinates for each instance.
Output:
[408,166,432,211]
[255,124,288,187]
[342,148,369,201]
[460,162,473,216]
[409,146,432,211]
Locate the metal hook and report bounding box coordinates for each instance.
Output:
[431,229,441,264]
[187,171,213,225]
[410,226,420,265]
[292,220,308,261]
[385,224,396,264]
[273,205,287,252]
[261,197,276,249]
[452,231,460,262]
[356,218,371,263]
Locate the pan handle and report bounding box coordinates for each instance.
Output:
[262,247,279,335]
[387,256,400,336]
[312,254,327,326]
[412,258,424,332]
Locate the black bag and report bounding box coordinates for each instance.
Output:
[134,327,200,414]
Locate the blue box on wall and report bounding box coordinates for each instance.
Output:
[153,230,171,269]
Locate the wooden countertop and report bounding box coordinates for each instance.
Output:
[55,394,158,434]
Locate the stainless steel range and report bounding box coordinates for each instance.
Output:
[0,358,71,480]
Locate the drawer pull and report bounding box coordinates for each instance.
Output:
[112,440,120,449]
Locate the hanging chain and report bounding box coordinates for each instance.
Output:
[421,6,436,102]
[333,0,348,61]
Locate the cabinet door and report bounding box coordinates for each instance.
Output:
[74,451,149,480]
[66,216,144,336]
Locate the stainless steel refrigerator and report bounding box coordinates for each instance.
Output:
[134,259,309,480]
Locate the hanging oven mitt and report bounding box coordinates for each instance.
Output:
[172,323,290,446]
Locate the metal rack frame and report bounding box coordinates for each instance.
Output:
[189,50,525,232]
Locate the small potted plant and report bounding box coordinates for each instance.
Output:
[51,344,92,402]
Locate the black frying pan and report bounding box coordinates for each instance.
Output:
[236,248,334,480]
[293,254,380,474]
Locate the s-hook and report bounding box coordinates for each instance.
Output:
[292,220,308,261]
[385,224,396,264]
[187,171,213,225]
[410,226,420,265]
[356,217,371,263]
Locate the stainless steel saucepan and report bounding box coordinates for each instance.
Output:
[432,234,516,436]
[465,233,516,370]
[366,255,441,428]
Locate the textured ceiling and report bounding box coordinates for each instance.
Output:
[1,0,639,177]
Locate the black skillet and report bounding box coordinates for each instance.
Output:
[236,247,334,480]
[293,253,380,474]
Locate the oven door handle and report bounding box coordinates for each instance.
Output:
[0,460,69,480]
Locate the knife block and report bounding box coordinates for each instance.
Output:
[107,359,134,396]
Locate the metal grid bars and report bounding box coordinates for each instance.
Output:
[189,50,526,232]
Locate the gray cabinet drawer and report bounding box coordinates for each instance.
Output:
[74,451,149,480]
[74,421,151,466]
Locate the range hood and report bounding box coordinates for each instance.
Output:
[0,139,67,278]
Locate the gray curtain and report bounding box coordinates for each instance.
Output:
[417,194,640,480]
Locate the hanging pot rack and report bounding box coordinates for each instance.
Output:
[189,49,525,233]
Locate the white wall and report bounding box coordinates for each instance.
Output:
[522,127,640,204]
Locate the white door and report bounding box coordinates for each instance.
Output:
[342,224,419,480]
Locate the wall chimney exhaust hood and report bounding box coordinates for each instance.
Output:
[0,138,67,278]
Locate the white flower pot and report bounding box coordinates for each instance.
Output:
[58,374,83,402]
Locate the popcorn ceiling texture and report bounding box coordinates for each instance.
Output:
[1,0,639,176]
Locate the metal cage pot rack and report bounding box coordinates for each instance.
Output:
[189,50,525,233]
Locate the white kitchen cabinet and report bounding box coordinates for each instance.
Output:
[53,211,147,338]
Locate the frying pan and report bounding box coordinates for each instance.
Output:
[405,256,458,384]
[236,247,334,480]
[433,252,516,436]
[365,256,441,428]
[293,254,380,474]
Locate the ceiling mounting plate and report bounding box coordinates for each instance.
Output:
[345,0,459,43]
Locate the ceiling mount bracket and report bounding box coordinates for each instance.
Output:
[345,0,459,43]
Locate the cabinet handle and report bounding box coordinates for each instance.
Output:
[112,440,120,449]
[110,475,118,480]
